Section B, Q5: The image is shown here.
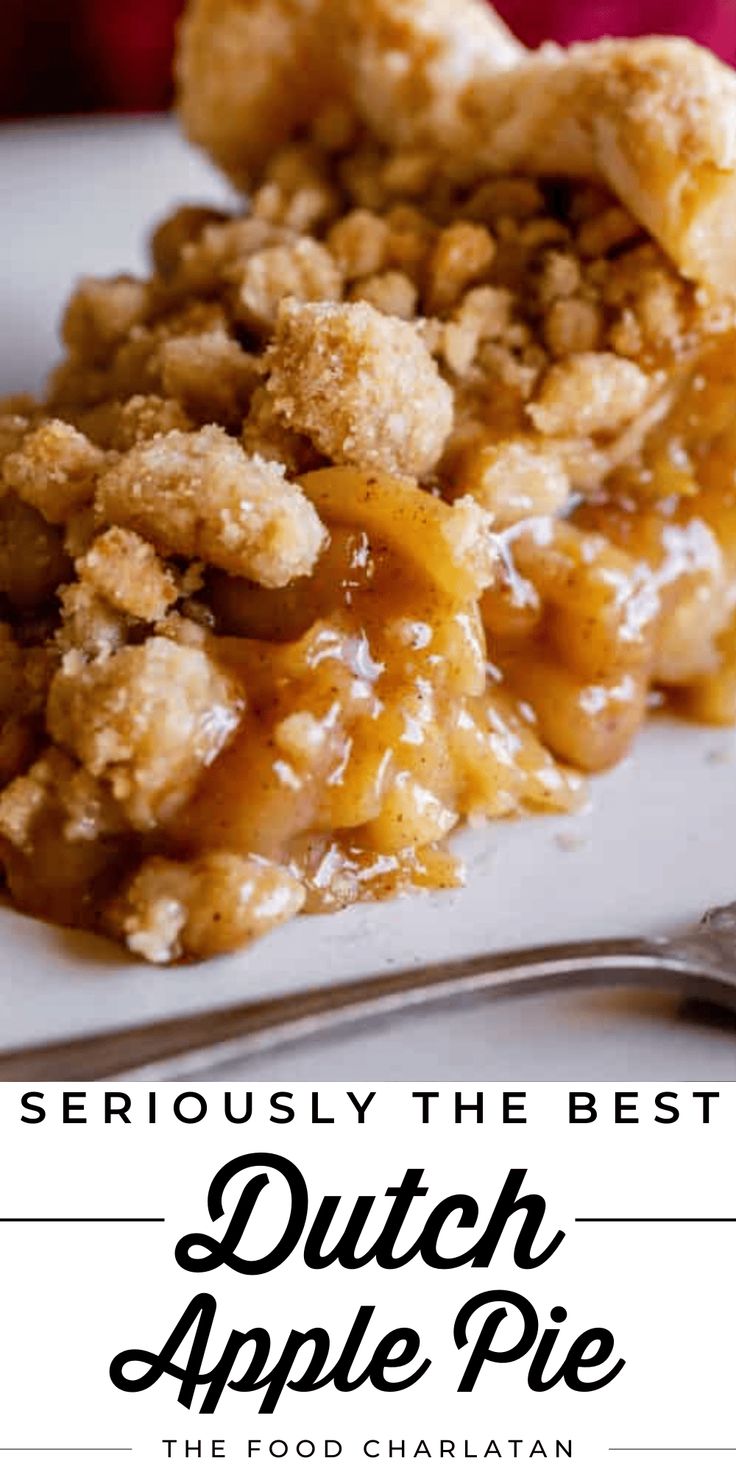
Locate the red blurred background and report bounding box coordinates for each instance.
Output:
[2,0,735,120]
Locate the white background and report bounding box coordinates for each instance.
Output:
[0,1084,732,1470]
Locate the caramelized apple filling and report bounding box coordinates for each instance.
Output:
[4,78,736,959]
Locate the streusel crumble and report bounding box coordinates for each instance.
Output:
[3,0,736,961]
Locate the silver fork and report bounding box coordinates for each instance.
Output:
[2,902,736,1081]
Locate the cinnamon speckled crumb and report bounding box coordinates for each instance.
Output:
[265,299,454,477]
[95,426,327,587]
[111,852,306,963]
[47,638,244,830]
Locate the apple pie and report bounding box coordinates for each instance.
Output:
[2,0,736,962]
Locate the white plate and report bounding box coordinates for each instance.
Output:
[2,117,736,1080]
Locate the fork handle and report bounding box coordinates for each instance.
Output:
[1,934,729,1082]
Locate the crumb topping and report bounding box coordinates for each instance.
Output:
[47,637,244,830]
[265,299,455,478]
[95,427,327,587]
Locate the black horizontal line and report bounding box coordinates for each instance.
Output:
[0,1450,132,1454]
[0,1218,164,1224]
[577,1218,736,1224]
[610,1450,736,1454]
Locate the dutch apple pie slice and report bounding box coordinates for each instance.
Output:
[2,0,736,962]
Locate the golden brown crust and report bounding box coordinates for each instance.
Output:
[446,37,736,298]
[176,0,523,184]
[176,0,340,186]
[338,0,524,154]
[176,0,736,292]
